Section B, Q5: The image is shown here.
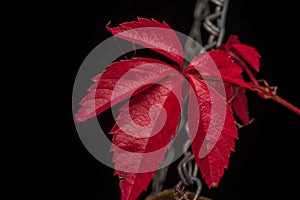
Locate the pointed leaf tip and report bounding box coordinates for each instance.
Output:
[106,17,184,68]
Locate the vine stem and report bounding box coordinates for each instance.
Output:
[228,50,300,116]
[249,83,300,116]
[189,74,300,116]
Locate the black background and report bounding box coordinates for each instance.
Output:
[15,0,299,199]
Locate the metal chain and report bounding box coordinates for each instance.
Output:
[175,1,230,199]
[151,0,230,198]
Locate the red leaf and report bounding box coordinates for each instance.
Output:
[185,51,252,90]
[75,57,177,122]
[223,84,250,125]
[115,171,155,200]
[224,35,240,47]
[215,35,257,123]
[107,17,184,68]
[185,74,238,187]
[75,18,257,196]
[232,43,260,72]
[221,35,260,72]
[224,83,234,102]
[232,87,249,125]
[111,77,182,200]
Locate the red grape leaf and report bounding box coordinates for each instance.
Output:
[224,35,240,47]
[232,43,260,72]
[115,172,155,200]
[223,85,250,125]
[110,77,182,200]
[107,17,184,68]
[217,35,259,124]
[185,50,252,90]
[185,50,252,125]
[75,17,256,197]
[232,87,249,125]
[75,57,177,122]
[185,74,238,188]
[221,35,260,72]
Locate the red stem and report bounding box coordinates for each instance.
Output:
[230,51,300,116]
[249,83,300,116]
[190,60,300,116]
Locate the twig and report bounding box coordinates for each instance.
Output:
[188,73,300,116]
[228,48,300,116]
[249,83,300,116]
